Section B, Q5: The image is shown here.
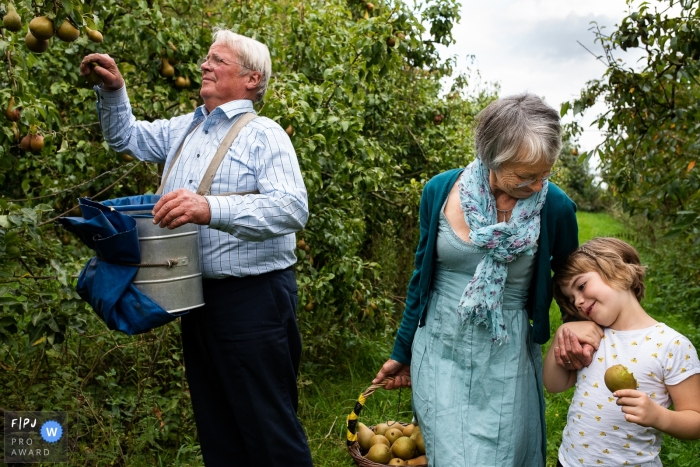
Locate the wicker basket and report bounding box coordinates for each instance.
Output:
[345,378,427,467]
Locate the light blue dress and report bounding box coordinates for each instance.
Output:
[410,207,546,467]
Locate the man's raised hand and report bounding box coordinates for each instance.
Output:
[80,53,125,91]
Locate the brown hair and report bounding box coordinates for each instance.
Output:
[553,237,647,320]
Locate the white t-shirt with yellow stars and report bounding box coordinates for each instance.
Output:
[558,323,700,467]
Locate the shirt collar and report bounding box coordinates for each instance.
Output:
[195,99,256,121]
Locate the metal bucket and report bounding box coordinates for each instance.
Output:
[112,205,205,314]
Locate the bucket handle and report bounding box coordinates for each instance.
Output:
[109,204,157,212]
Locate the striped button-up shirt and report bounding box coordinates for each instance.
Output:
[95,86,308,278]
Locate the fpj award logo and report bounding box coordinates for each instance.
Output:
[4,411,67,463]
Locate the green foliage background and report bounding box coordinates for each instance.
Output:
[0,0,496,463]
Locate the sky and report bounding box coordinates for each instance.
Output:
[441,0,643,161]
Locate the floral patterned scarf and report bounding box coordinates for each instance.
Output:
[457,158,547,344]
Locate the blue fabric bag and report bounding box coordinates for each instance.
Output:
[57,195,178,335]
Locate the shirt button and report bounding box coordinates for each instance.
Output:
[197,154,200,158]
[188,180,193,183]
[204,130,209,134]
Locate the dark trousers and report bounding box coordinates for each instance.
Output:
[181,268,313,467]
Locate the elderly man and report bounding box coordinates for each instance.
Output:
[80,30,313,466]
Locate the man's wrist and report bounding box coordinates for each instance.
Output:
[95,83,128,105]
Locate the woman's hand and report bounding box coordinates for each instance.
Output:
[373,359,411,390]
[554,322,603,370]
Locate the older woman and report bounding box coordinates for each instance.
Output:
[373,93,600,466]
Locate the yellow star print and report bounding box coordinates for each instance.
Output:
[597,404,603,410]
[632,341,638,345]
[583,444,589,448]
[681,368,687,373]
[657,343,663,348]
[623,443,630,448]
[595,416,601,422]
[648,372,656,378]
[686,354,691,360]
[650,392,656,398]
[613,354,618,359]
[609,397,615,403]
[600,432,606,436]
[603,449,611,454]
[611,343,616,348]
[577,414,582,419]
[598,358,604,362]
[593,383,599,388]
[651,353,658,358]
[627,434,634,439]
[613,425,620,430]
[597,460,604,464]
[579,402,584,407]
[675,340,681,345]
[584,391,589,396]
[579,431,585,436]
[645,336,651,341]
[631,358,638,363]
[668,352,674,358]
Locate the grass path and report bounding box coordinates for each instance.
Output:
[298,212,700,466]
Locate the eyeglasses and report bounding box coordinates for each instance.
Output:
[197,55,251,71]
[512,169,560,188]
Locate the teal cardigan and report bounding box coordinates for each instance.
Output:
[390,168,578,365]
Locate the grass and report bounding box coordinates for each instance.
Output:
[298,211,700,466]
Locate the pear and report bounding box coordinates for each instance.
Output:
[389,459,407,466]
[29,16,54,40]
[2,4,21,32]
[410,427,425,455]
[20,133,31,152]
[30,133,44,153]
[25,32,49,53]
[385,427,404,444]
[184,76,191,87]
[604,364,638,393]
[402,424,415,437]
[357,422,374,451]
[406,455,428,465]
[374,422,390,436]
[285,124,294,137]
[174,76,189,89]
[56,19,80,42]
[391,436,417,460]
[369,434,390,447]
[160,58,175,78]
[86,26,103,43]
[387,36,397,47]
[365,444,392,464]
[4,97,21,122]
[11,123,20,142]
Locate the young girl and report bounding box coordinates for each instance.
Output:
[543,237,700,467]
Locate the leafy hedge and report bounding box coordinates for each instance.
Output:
[0,0,498,462]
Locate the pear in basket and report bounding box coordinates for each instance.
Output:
[366,444,392,464]
[407,454,428,465]
[358,422,374,451]
[389,459,406,465]
[385,427,403,444]
[391,436,417,460]
[403,423,415,436]
[410,428,425,455]
[369,434,390,447]
[374,422,390,435]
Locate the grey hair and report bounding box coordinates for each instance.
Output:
[475,93,562,170]
[212,29,271,102]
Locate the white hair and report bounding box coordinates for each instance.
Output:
[475,93,562,170]
[212,29,271,102]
